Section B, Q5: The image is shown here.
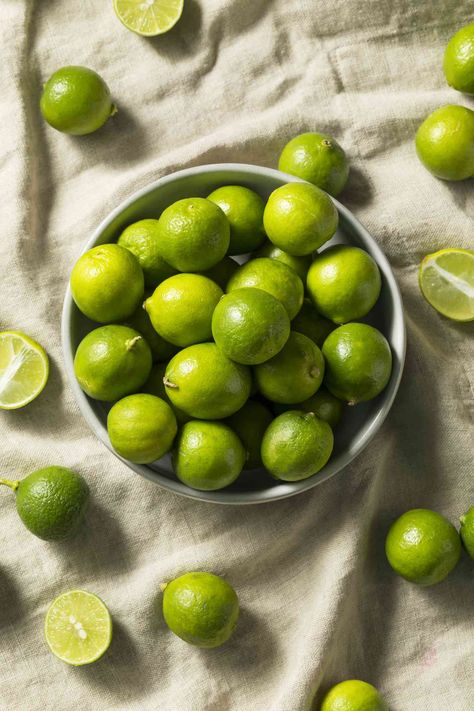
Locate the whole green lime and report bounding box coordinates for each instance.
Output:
[261,411,333,481]
[117,219,176,288]
[385,509,461,585]
[74,325,152,401]
[254,331,324,404]
[144,274,223,347]
[323,323,392,404]
[107,394,177,464]
[199,257,239,289]
[321,680,388,711]
[278,132,349,196]
[157,198,230,271]
[12,467,89,540]
[207,185,266,255]
[415,105,474,180]
[291,299,336,347]
[71,244,144,323]
[443,23,474,94]
[212,288,290,365]
[227,257,304,319]
[459,506,474,558]
[263,182,338,256]
[307,246,381,323]
[142,363,190,424]
[164,343,251,419]
[162,572,239,648]
[273,387,343,428]
[40,66,115,135]
[173,421,246,490]
[125,295,178,363]
[255,242,312,282]
[226,399,273,468]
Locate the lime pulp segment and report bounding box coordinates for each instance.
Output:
[45,590,112,666]
[114,0,184,36]
[419,249,474,322]
[0,331,49,409]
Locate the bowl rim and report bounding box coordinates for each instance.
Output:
[61,162,406,505]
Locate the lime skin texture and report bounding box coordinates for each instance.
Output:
[415,105,474,181]
[199,256,239,289]
[212,287,291,365]
[164,343,251,419]
[273,387,343,429]
[322,323,392,404]
[321,679,388,711]
[142,363,190,424]
[255,241,312,282]
[207,185,266,255]
[261,411,333,481]
[460,507,474,558]
[74,325,152,402]
[117,219,177,288]
[162,572,239,648]
[278,132,349,196]
[307,245,382,324]
[291,299,336,347]
[107,394,177,464]
[385,509,461,586]
[263,182,338,256]
[4,467,89,541]
[225,399,273,468]
[173,420,246,490]
[443,23,474,94]
[157,197,230,272]
[125,295,178,363]
[40,66,115,135]
[71,243,144,323]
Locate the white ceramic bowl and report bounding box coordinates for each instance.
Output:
[62,163,406,504]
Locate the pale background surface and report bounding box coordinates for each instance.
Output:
[1,1,473,710]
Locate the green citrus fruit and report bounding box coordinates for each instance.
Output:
[227,257,304,319]
[173,420,246,490]
[0,466,89,541]
[415,105,474,180]
[307,245,381,324]
[74,325,152,402]
[107,393,177,464]
[460,507,474,558]
[254,331,324,404]
[226,399,273,468]
[164,343,251,419]
[273,387,343,428]
[142,363,190,424]
[162,571,239,648]
[125,295,178,362]
[255,241,312,282]
[443,23,474,94]
[419,248,474,322]
[291,299,336,347]
[278,132,349,196]
[207,185,266,255]
[40,66,115,135]
[385,509,461,585]
[114,0,184,36]
[0,331,49,410]
[212,288,290,365]
[70,243,144,323]
[199,256,239,289]
[261,411,333,481]
[117,219,176,288]
[45,590,112,666]
[144,274,223,347]
[157,198,230,271]
[322,323,392,404]
[321,680,388,711]
[263,182,338,256]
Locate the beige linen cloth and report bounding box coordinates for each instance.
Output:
[1,1,473,709]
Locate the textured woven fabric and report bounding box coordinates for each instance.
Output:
[1,2,473,709]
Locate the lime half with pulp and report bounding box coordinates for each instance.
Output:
[419,248,474,322]
[0,331,49,410]
[45,590,112,666]
[114,0,184,36]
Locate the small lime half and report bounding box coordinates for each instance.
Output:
[114,0,184,36]
[45,590,112,666]
[0,331,49,410]
[419,248,474,322]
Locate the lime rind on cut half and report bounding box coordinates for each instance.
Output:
[113,0,184,36]
[0,331,49,410]
[419,248,474,322]
[45,590,112,666]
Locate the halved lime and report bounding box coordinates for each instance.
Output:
[0,331,49,410]
[45,590,112,666]
[113,0,184,36]
[419,248,474,322]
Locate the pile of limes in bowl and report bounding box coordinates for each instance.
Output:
[70,181,392,491]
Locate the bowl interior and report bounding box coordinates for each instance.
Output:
[63,164,405,504]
